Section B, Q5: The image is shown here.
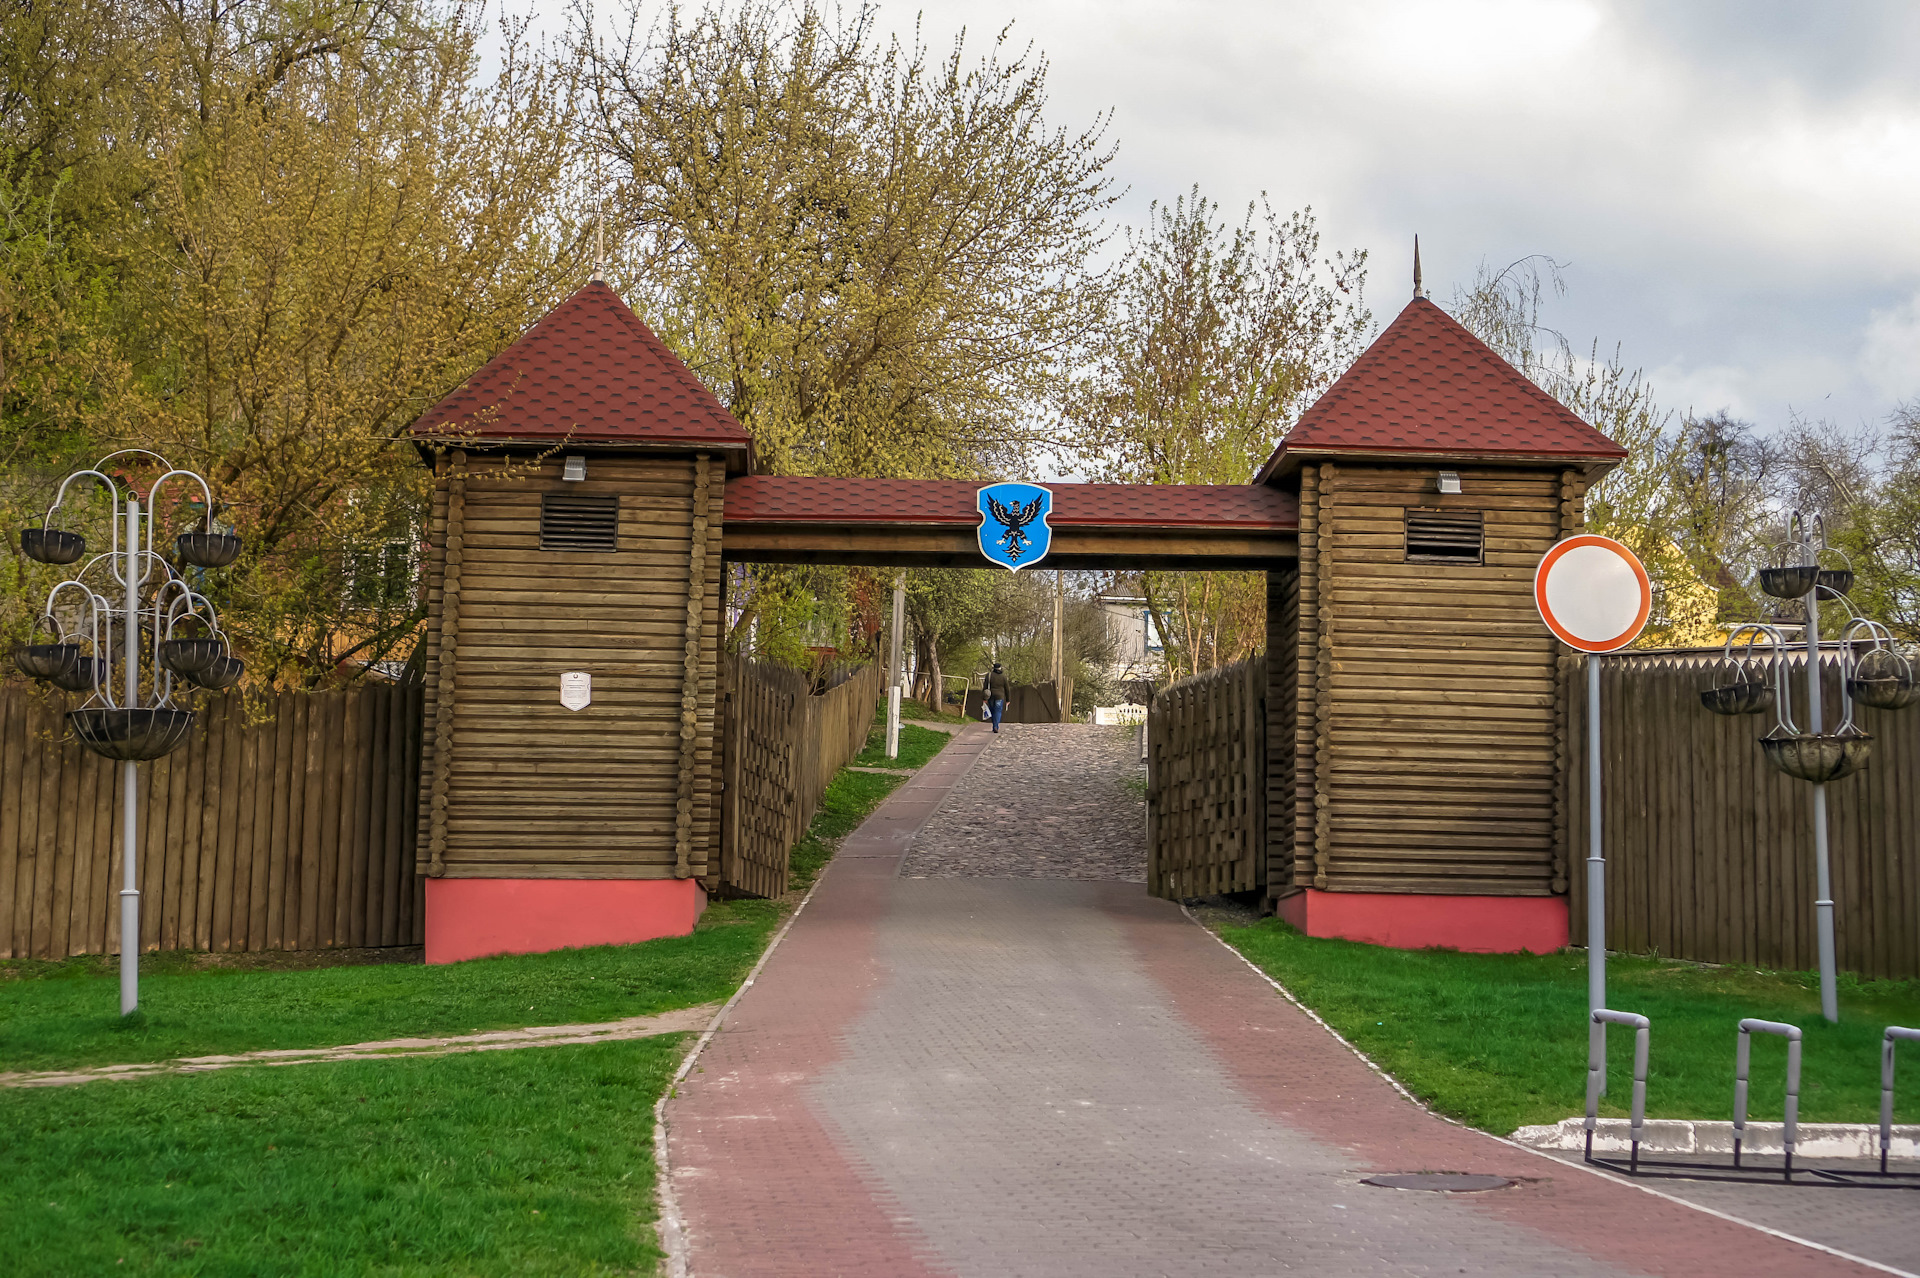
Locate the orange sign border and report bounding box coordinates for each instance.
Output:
[1534,534,1652,653]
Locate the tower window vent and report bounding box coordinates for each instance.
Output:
[1405,508,1483,564]
[540,495,619,552]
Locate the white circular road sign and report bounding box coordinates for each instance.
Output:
[1534,535,1651,653]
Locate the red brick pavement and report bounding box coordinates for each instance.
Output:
[666,726,1884,1277]
[666,731,990,1278]
[1114,889,1881,1278]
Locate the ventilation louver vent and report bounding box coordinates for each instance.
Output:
[541,495,619,552]
[1405,508,1483,564]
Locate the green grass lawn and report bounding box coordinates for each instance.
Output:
[1215,919,1920,1136]
[851,720,950,770]
[0,900,780,1073]
[0,754,916,1275]
[0,1036,679,1276]
[2,761,917,1075]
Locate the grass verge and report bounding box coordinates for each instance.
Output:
[0,748,926,1274]
[1,741,929,1074]
[0,901,780,1073]
[852,719,950,770]
[0,1036,680,1276]
[1215,919,1920,1136]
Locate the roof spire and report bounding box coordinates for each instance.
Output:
[590,161,608,284]
[1413,235,1425,300]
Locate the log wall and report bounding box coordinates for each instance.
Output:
[0,683,423,958]
[1566,651,1920,979]
[1285,462,1567,897]
[417,452,724,883]
[719,659,882,898]
[1146,656,1267,899]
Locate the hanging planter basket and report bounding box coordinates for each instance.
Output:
[187,655,244,690]
[176,531,242,568]
[1847,647,1918,711]
[158,637,224,675]
[67,707,196,761]
[49,656,106,693]
[1759,731,1872,783]
[1757,565,1819,600]
[1701,679,1773,716]
[1817,567,1854,597]
[14,641,80,682]
[20,527,86,565]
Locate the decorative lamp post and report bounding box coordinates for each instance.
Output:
[1699,513,1913,1023]
[12,451,242,1015]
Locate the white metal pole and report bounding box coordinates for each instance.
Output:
[1804,583,1839,1023]
[1587,652,1605,1019]
[886,574,904,758]
[120,498,141,1016]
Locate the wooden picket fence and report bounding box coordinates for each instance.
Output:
[1146,657,1267,899]
[719,659,883,898]
[1565,651,1920,979]
[0,683,424,959]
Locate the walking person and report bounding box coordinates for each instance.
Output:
[986,662,1011,733]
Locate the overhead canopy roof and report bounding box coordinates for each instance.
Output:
[724,478,1298,570]
[1256,296,1628,484]
[411,281,752,462]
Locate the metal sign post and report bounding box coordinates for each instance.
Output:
[1534,535,1651,1016]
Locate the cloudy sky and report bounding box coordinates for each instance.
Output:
[546,0,1920,438]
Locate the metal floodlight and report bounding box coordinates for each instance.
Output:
[562,454,587,482]
[1437,471,1462,494]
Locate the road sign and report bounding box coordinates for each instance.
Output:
[1535,533,1651,1023]
[1534,534,1651,653]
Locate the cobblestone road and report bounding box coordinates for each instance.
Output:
[666,724,1895,1277]
[901,723,1146,881]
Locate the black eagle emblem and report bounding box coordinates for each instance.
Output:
[986,493,1046,564]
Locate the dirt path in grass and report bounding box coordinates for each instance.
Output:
[0,1002,719,1089]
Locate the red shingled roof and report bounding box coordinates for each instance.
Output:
[411,281,751,449]
[723,478,1297,529]
[1256,297,1627,482]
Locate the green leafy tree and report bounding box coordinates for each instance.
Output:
[1064,189,1367,678]
[587,0,1116,481]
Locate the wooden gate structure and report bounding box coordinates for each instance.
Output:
[1146,657,1267,899]
[720,660,881,898]
[405,273,1628,961]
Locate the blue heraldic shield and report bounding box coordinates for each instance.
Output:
[976,482,1053,571]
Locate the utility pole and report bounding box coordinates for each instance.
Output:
[1052,570,1065,720]
[886,573,905,758]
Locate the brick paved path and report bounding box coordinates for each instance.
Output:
[901,723,1145,881]
[666,724,1890,1277]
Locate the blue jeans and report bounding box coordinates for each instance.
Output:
[988,697,1005,731]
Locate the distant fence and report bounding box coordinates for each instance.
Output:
[1566,651,1920,980]
[1146,657,1266,900]
[0,683,424,960]
[961,680,1070,724]
[720,660,882,899]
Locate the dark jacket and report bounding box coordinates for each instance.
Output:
[986,669,1011,700]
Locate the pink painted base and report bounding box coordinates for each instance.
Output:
[425,878,704,965]
[1274,889,1567,954]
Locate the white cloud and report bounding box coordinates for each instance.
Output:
[1859,294,1920,404]
[521,0,1920,435]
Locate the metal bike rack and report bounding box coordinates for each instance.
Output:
[1733,1019,1800,1177]
[1580,1016,1920,1189]
[1884,1027,1919,1175]
[1584,1009,1649,1172]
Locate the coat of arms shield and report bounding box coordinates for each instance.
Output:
[976,482,1053,571]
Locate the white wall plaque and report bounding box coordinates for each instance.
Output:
[560,671,591,711]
